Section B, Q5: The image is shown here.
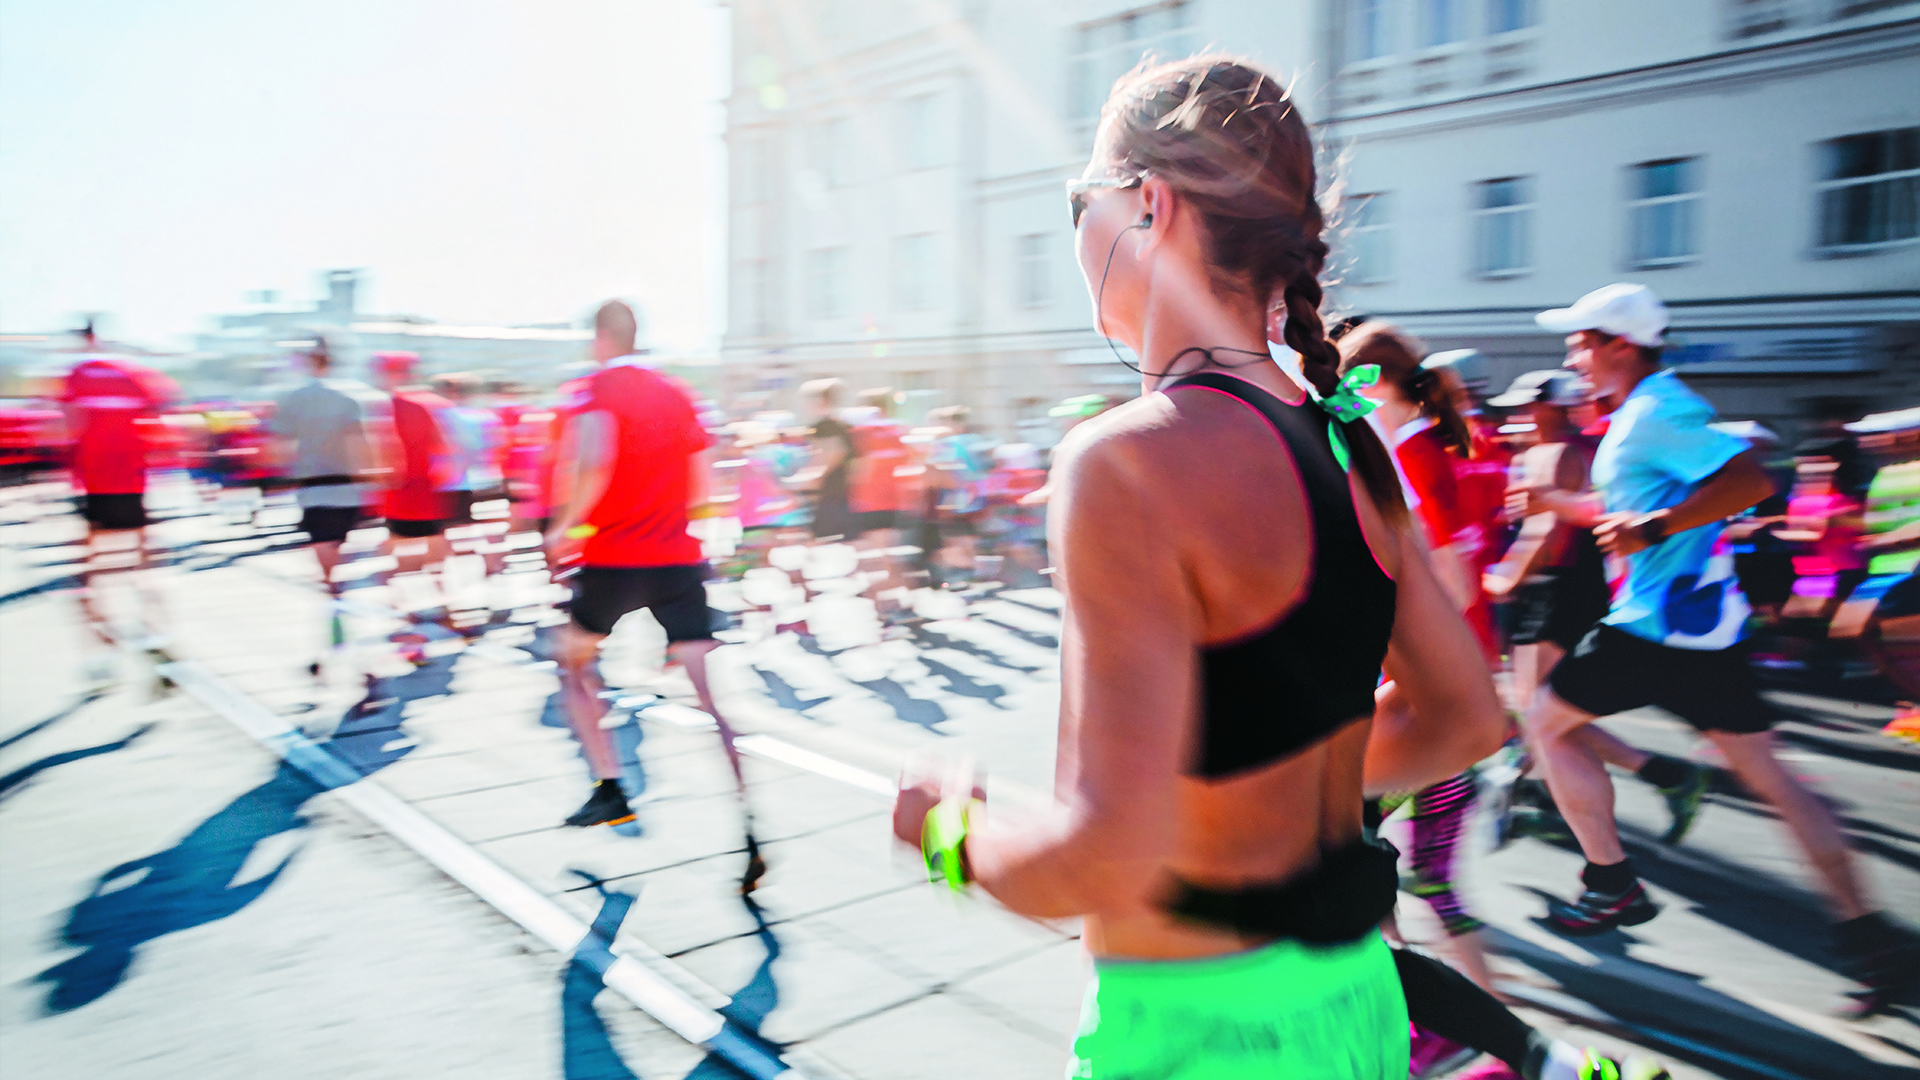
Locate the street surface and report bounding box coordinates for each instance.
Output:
[2,481,1917,1079]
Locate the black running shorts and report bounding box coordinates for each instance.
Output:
[570,564,715,641]
[1509,570,1612,652]
[387,517,445,539]
[855,509,898,534]
[1548,624,1773,734]
[82,493,147,531]
[300,506,363,545]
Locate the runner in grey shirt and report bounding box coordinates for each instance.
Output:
[270,335,374,591]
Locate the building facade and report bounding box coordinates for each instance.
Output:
[1316,0,1920,445]
[720,0,1324,433]
[722,0,1920,441]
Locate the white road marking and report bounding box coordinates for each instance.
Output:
[734,734,896,798]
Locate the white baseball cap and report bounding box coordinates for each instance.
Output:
[1535,283,1669,347]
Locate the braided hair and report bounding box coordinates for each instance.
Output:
[1102,54,1407,525]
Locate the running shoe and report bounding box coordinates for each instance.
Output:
[563,782,635,828]
[1546,880,1658,936]
[1656,763,1711,846]
[1838,921,1920,1017]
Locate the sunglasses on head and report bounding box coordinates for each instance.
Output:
[1066,173,1145,228]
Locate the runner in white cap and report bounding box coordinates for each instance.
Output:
[1518,283,1914,1011]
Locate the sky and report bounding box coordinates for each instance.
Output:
[0,0,729,352]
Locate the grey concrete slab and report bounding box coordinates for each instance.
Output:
[946,939,1091,1045]
[799,886,1070,986]
[804,992,1069,1080]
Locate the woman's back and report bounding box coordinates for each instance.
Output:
[1053,369,1403,958]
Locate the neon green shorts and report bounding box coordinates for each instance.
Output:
[1066,932,1408,1079]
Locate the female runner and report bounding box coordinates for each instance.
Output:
[892,55,1503,1077]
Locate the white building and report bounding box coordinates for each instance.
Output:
[1320,0,1920,444]
[721,1,1920,441]
[720,0,1324,432]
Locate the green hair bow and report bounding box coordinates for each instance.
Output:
[1315,364,1380,472]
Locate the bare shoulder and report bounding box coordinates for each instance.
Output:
[1055,389,1267,496]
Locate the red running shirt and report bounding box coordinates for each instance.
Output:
[61,357,176,494]
[579,364,713,568]
[848,420,907,513]
[1395,423,1497,660]
[381,389,456,522]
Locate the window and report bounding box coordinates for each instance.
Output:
[1016,234,1052,307]
[1629,159,1701,267]
[901,93,941,171]
[1818,128,1919,251]
[1348,0,1392,61]
[1421,0,1463,46]
[806,247,850,318]
[1347,193,1393,283]
[1474,177,1533,275]
[1069,2,1194,128]
[1724,0,1794,38]
[810,118,852,188]
[894,234,936,311]
[736,259,771,336]
[1487,0,1534,33]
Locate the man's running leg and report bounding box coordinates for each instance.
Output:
[1525,689,1658,934]
[1708,729,1865,919]
[668,636,767,891]
[557,621,633,827]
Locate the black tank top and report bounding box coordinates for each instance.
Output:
[1169,372,1398,780]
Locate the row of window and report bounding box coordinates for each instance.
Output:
[738,93,944,200]
[1726,0,1917,40]
[1348,0,1537,63]
[1345,127,1919,282]
[736,232,1057,332]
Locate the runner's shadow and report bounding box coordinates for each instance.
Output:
[851,677,949,735]
[0,722,155,804]
[1488,920,1913,1080]
[752,667,832,713]
[918,656,1009,710]
[33,674,426,1013]
[562,879,642,1080]
[0,688,111,752]
[909,624,1040,674]
[682,897,783,1080]
[33,763,318,1014]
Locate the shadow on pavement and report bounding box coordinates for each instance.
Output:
[683,897,783,1080]
[1491,920,1910,1080]
[0,689,110,752]
[31,650,446,1013]
[0,722,155,803]
[34,762,317,1013]
[564,880,643,1080]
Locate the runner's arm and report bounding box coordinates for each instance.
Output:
[1599,448,1775,556]
[935,433,1197,920]
[1369,525,1506,794]
[546,411,613,553]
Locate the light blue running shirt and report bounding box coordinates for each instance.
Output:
[1591,370,1751,650]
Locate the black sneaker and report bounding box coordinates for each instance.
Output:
[564,782,635,828]
[1657,763,1711,846]
[1837,916,1920,1017]
[1547,880,1658,935]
